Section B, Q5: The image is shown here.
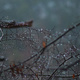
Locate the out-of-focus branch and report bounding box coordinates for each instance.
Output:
[61,58,80,70]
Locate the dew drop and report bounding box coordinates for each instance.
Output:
[57,44,59,46]
[68,35,71,37]
[49,35,52,38]
[38,29,41,32]
[44,36,48,39]
[64,29,67,31]
[40,28,43,31]
[60,44,62,45]
[63,55,65,57]
[62,71,66,74]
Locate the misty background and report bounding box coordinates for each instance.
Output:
[0,0,80,30]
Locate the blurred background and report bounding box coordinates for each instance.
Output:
[0,0,80,30]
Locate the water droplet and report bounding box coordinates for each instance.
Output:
[77,63,78,65]
[68,41,70,43]
[43,56,45,58]
[57,44,59,46]
[62,71,66,74]
[64,29,67,31]
[77,56,80,58]
[38,29,41,32]
[44,36,48,39]
[70,62,72,64]
[60,44,62,45]
[40,28,43,31]
[24,75,27,78]
[59,32,62,34]
[69,35,71,37]
[49,35,52,38]
[63,55,65,57]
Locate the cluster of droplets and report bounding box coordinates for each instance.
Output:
[0,26,80,80]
